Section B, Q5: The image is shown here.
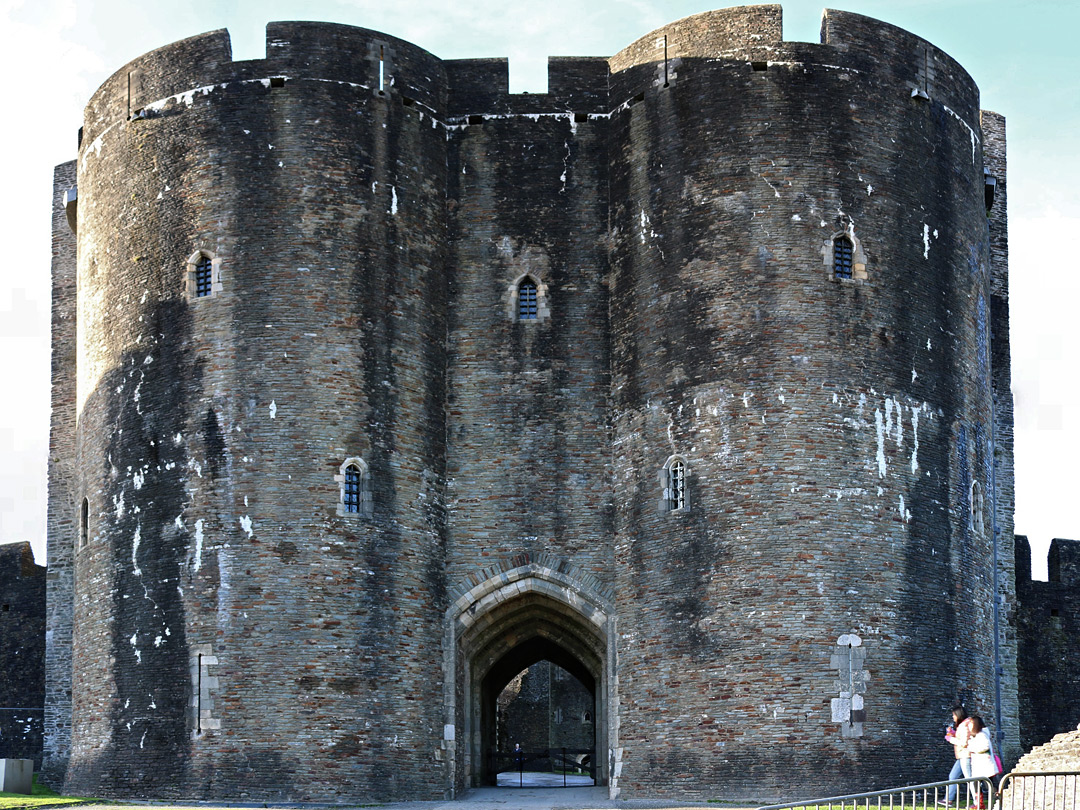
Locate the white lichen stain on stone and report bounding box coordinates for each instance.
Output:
[875,409,887,478]
[941,103,980,163]
[831,487,867,501]
[239,515,253,538]
[559,141,570,191]
[132,523,142,576]
[193,519,204,572]
[911,407,921,474]
[898,494,911,523]
[390,185,398,215]
[269,400,277,419]
[758,171,781,198]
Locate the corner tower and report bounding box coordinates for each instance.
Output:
[52,23,451,800]
[608,5,1013,797]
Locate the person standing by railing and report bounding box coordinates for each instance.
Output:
[939,705,975,806]
[967,715,1000,809]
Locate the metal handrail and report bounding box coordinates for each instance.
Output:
[998,772,1080,810]
[759,772,1080,810]
[758,777,997,810]
[489,746,596,788]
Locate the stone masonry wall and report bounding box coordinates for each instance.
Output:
[48,6,1012,804]
[42,159,78,787]
[67,24,450,802]
[443,56,613,594]
[983,109,1019,767]
[0,543,46,767]
[1016,537,1080,751]
[608,7,1004,800]
[1005,725,1080,810]
[1012,725,1080,773]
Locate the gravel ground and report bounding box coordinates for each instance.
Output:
[61,783,759,810]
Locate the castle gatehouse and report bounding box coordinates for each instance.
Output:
[45,5,1014,802]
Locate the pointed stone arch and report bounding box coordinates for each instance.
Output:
[442,555,618,797]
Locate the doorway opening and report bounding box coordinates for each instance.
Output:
[446,563,615,795]
[492,658,596,786]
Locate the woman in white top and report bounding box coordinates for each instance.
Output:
[941,707,975,806]
[966,715,999,807]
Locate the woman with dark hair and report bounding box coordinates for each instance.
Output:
[967,715,999,808]
[940,706,975,806]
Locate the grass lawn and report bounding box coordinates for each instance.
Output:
[0,776,96,809]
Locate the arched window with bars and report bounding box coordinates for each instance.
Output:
[506,273,550,322]
[518,278,538,320]
[833,235,854,279]
[344,464,363,512]
[823,231,867,281]
[660,455,689,514]
[336,457,372,517]
[195,255,213,297]
[187,250,221,299]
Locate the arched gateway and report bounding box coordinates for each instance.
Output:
[444,558,617,796]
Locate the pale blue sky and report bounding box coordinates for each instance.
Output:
[1,0,1077,577]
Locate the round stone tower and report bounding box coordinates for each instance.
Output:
[66,23,451,801]
[46,5,1014,803]
[607,5,1009,798]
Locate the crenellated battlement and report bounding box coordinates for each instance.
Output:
[609,6,978,118]
[82,23,446,148]
[1016,536,1080,586]
[610,5,783,75]
[1016,536,1080,750]
[81,6,986,151]
[821,9,978,112]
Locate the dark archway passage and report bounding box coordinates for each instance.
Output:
[446,565,615,796]
[488,652,596,783]
[495,659,595,756]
